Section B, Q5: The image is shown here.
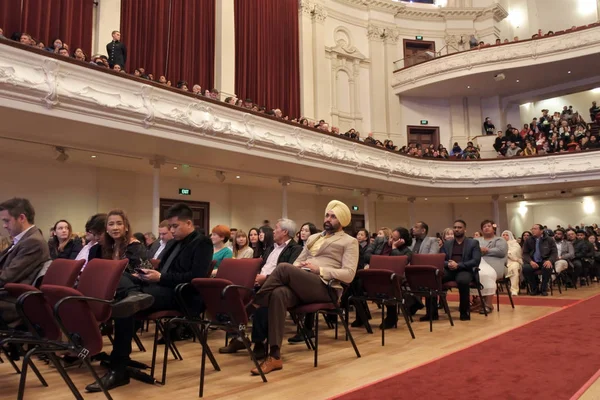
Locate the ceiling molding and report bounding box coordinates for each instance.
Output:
[2,43,600,190]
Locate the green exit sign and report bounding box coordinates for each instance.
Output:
[179,188,191,195]
[420,120,429,125]
[352,205,359,211]
[415,35,423,40]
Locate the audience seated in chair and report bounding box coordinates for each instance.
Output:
[473,220,507,314]
[522,224,558,296]
[250,200,358,375]
[501,230,523,296]
[147,220,173,260]
[48,219,83,260]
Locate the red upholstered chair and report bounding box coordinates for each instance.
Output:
[352,269,415,346]
[404,266,454,332]
[410,253,445,271]
[164,278,266,398]
[369,255,409,275]
[289,280,361,367]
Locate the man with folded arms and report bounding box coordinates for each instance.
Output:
[251,200,358,375]
[522,224,557,296]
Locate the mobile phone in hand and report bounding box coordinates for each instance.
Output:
[301,267,311,272]
[135,268,147,275]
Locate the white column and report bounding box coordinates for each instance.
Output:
[408,197,416,227]
[94,0,122,56]
[361,190,371,232]
[385,32,401,140]
[492,195,500,234]
[150,157,164,236]
[367,25,387,136]
[298,0,315,118]
[215,0,236,98]
[311,3,328,121]
[279,177,291,218]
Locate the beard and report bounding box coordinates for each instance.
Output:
[323,221,339,233]
[454,231,465,239]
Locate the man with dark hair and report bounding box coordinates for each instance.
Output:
[483,117,495,135]
[0,198,50,324]
[106,30,126,69]
[86,203,212,392]
[553,229,574,278]
[410,221,439,254]
[572,230,595,286]
[147,220,173,260]
[522,224,557,296]
[75,213,107,268]
[433,219,481,321]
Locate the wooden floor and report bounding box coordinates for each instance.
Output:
[2,285,600,400]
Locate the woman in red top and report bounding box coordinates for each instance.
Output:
[519,124,530,139]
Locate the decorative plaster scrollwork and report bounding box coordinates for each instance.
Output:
[139,85,155,128]
[42,59,59,108]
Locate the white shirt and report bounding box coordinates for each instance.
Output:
[153,240,167,259]
[9,225,35,251]
[76,241,97,266]
[260,239,291,276]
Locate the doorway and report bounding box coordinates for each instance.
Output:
[407,125,440,147]
[402,39,436,68]
[160,198,210,234]
[345,214,365,236]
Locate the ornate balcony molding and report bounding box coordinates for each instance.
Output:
[392,25,600,92]
[1,42,599,190]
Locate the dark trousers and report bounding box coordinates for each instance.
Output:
[254,263,332,347]
[427,268,473,315]
[523,262,551,293]
[572,259,588,282]
[251,306,269,343]
[110,273,177,372]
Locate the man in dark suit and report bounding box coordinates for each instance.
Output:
[219,218,302,355]
[0,198,50,325]
[428,219,481,321]
[86,203,212,392]
[106,30,127,69]
[522,224,557,296]
[147,220,173,260]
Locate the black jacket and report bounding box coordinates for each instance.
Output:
[89,241,147,271]
[157,230,212,288]
[261,240,302,270]
[106,40,127,68]
[573,239,595,260]
[442,238,481,271]
[49,237,83,260]
[522,235,558,264]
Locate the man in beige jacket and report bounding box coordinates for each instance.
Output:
[251,200,359,375]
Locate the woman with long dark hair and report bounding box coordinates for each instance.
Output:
[89,209,147,271]
[259,226,274,254]
[49,219,83,260]
[297,222,319,247]
[249,228,262,258]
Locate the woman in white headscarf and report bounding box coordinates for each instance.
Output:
[502,230,522,296]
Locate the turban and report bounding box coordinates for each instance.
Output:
[326,200,351,227]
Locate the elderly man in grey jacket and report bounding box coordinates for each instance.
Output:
[475,220,507,313]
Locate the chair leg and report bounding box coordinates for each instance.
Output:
[477,287,488,317]
[496,283,500,312]
[199,326,207,398]
[133,332,146,352]
[240,331,267,383]
[48,353,84,400]
[313,312,319,368]
[428,295,434,332]
[506,281,515,309]
[296,313,314,350]
[150,319,160,378]
[82,357,113,400]
[381,302,385,346]
[1,345,21,374]
[440,294,454,327]
[334,312,339,340]
[399,301,415,339]
[336,309,361,359]
[188,323,220,371]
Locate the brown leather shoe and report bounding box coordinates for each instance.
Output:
[218,339,246,354]
[250,356,283,375]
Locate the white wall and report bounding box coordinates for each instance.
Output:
[399,96,452,146]
[519,88,600,124]
[507,195,600,236]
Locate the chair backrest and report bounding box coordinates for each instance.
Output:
[410,253,446,272]
[215,258,262,288]
[191,278,248,326]
[150,259,160,270]
[75,259,128,323]
[41,284,103,356]
[370,255,409,277]
[206,260,217,277]
[404,266,442,292]
[357,269,398,299]
[4,283,62,341]
[32,259,53,287]
[40,259,86,287]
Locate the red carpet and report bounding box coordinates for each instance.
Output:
[333,294,600,400]
[446,293,579,307]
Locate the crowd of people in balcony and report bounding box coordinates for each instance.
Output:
[486,103,600,158]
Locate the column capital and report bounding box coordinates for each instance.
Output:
[491,194,500,201]
[361,189,371,197]
[278,176,292,186]
[299,0,327,22]
[149,156,165,169]
[407,197,416,203]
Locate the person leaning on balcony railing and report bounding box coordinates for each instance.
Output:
[493,130,507,156]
